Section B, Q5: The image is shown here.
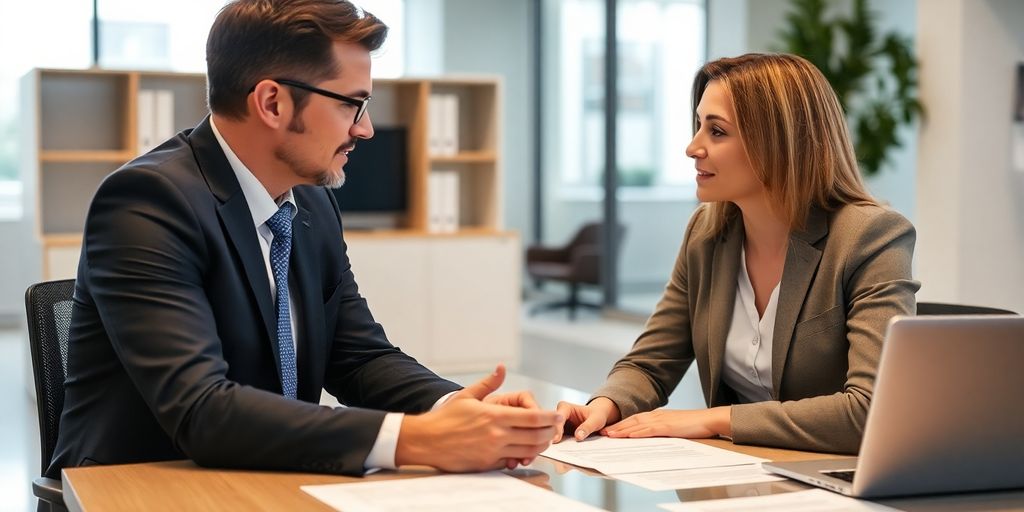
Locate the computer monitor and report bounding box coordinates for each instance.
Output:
[331,127,407,229]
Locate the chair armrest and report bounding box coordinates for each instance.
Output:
[526,246,569,263]
[32,476,64,507]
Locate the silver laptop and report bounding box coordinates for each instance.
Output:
[763,315,1024,498]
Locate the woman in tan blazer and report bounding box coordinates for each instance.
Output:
[554,53,919,454]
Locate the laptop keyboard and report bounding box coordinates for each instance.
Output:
[823,470,856,482]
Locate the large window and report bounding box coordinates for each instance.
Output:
[554,0,704,198]
[0,0,405,219]
[539,0,706,316]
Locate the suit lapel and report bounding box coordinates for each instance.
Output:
[218,196,278,347]
[188,117,277,350]
[770,207,828,398]
[289,198,327,402]
[706,216,744,405]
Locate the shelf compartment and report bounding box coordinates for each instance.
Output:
[39,71,131,152]
[137,73,210,142]
[427,162,500,231]
[39,161,118,235]
[427,81,499,154]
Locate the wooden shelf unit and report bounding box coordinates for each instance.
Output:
[23,69,517,372]
[24,68,208,280]
[24,71,506,270]
[369,76,503,234]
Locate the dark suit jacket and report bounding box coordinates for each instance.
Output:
[592,203,919,454]
[46,117,461,478]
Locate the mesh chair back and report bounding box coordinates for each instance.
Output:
[25,279,76,475]
[917,302,1017,316]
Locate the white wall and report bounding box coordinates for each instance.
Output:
[915,0,1024,312]
[707,0,747,60]
[1,76,42,326]
[404,0,445,76]
[0,221,38,325]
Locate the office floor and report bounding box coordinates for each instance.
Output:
[0,307,706,512]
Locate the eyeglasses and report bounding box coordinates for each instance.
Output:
[271,78,371,124]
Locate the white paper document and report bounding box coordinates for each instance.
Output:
[301,472,607,512]
[542,437,767,475]
[614,464,784,491]
[657,489,900,512]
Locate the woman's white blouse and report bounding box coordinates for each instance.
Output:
[721,246,780,403]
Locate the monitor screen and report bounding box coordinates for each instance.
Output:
[331,127,407,212]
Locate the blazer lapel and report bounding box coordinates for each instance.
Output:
[770,207,828,398]
[188,117,277,347]
[289,200,327,402]
[706,216,744,406]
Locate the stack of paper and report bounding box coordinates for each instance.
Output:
[615,465,784,492]
[301,472,607,512]
[542,437,783,491]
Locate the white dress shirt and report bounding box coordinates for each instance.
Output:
[721,246,780,404]
[209,119,405,471]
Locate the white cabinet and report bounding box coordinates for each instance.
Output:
[345,233,521,373]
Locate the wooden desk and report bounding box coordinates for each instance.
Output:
[62,440,1024,512]
[60,440,827,512]
[61,374,1024,511]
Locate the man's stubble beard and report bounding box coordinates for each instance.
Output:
[273,111,347,189]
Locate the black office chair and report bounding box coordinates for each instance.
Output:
[917,302,1017,316]
[526,222,626,320]
[25,279,75,512]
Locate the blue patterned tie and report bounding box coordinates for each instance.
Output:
[266,202,297,399]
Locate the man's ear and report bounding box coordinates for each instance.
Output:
[249,79,290,130]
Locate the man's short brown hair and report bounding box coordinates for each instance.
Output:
[206,0,388,119]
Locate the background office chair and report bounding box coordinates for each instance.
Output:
[25,279,75,512]
[526,222,625,320]
[917,302,1017,316]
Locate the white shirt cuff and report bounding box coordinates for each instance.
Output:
[363,391,460,472]
[364,412,404,472]
[432,390,458,410]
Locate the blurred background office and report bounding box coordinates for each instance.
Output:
[2,0,1023,510]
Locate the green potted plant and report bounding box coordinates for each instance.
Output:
[619,166,656,187]
[776,0,923,176]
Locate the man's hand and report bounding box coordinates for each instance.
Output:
[396,364,563,472]
[396,398,563,472]
[451,364,541,410]
[553,396,622,443]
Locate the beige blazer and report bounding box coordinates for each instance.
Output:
[593,203,919,454]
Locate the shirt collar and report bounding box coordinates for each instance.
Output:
[210,117,296,228]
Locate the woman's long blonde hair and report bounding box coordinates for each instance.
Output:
[690,53,876,238]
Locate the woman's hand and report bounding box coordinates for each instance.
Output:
[553,397,622,442]
[602,406,732,439]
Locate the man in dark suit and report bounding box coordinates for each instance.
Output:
[47,0,561,478]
